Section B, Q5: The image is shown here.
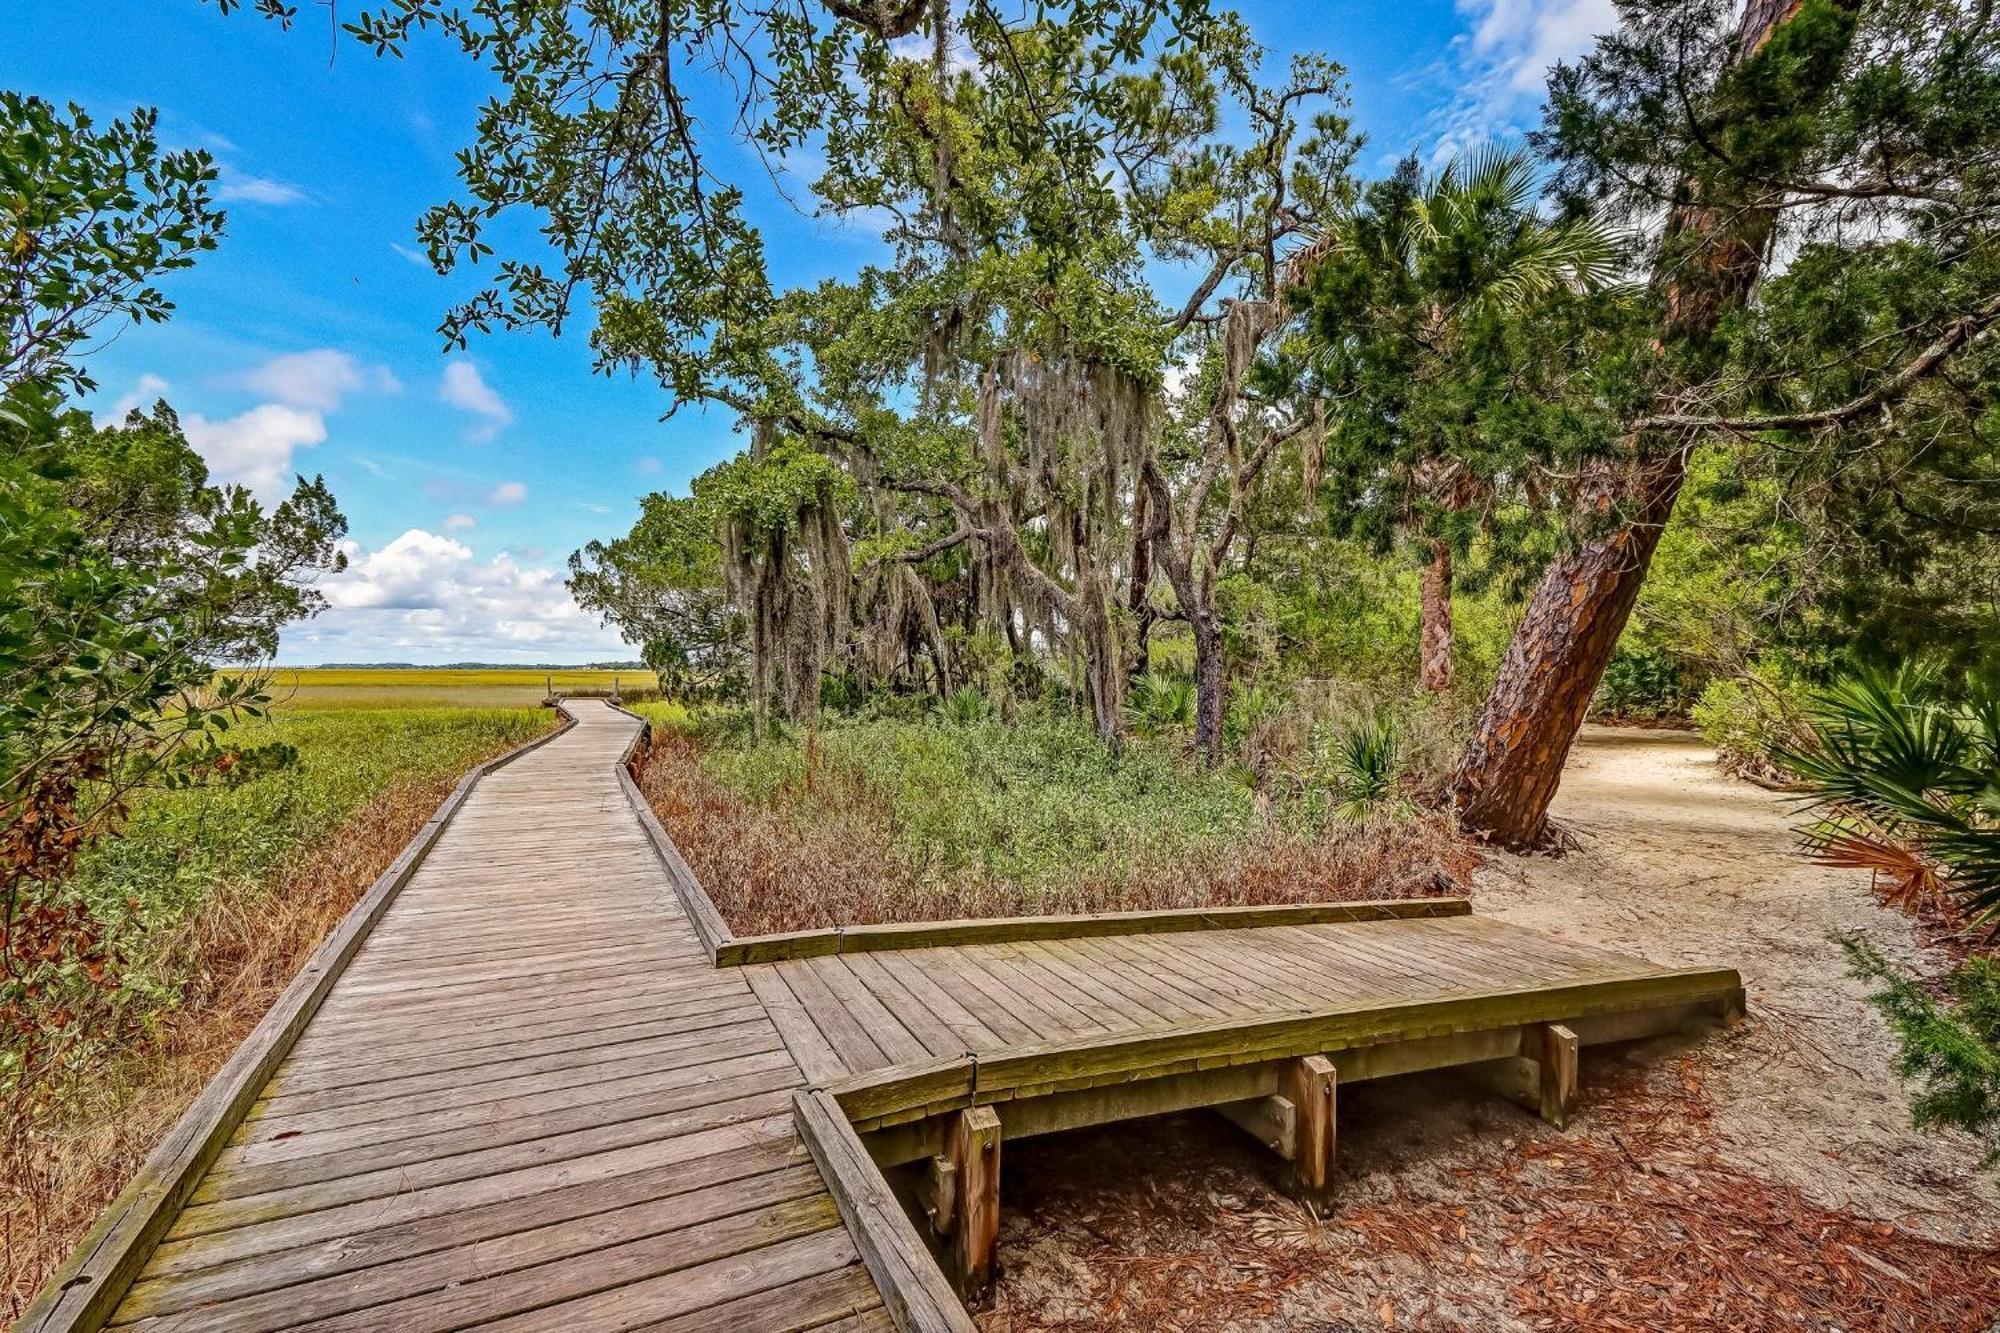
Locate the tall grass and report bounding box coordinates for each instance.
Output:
[635,712,1474,934]
[3,705,551,1317]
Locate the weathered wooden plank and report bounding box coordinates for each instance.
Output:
[18,708,576,1333]
[793,1090,977,1333]
[116,1142,799,1320]
[720,897,1474,965]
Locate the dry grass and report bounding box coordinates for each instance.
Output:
[634,731,1478,936]
[1,769,465,1317]
[985,1052,2000,1333]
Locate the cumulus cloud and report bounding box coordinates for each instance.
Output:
[444,512,477,530]
[1416,0,1617,161]
[183,403,328,501]
[299,528,630,659]
[1462,0,1616,100]
[96,373,173,425]
[217,168,308,205]
[441,360,514,440]
[238,349,399,412]
[490,480,528,506]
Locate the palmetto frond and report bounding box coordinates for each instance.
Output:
[1780,665,2000,922]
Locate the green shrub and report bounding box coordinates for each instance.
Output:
[1324,714,1404,822]
[1845,937,2000,1166]
[942,685,993,725]
[1126,673,1195,735]
[1692,656,1814,771]
[1780,665,2000,919]
[1596,647,1699,719]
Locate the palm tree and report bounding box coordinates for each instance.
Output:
[1303,148,1618,692]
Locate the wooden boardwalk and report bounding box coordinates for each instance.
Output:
[33,700,1742,1333]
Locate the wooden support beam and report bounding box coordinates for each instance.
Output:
[1536,1023,1579,1129]
[1286,1055,1337,1195]
[1216,1094,1297,1159]
[948,1106,1001,1303]
[916,1155,957,1234]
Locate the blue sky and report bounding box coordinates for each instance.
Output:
[4,0,1612,663]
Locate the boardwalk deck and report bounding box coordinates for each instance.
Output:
[30,701,1742,1333]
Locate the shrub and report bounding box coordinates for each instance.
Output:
[1325,714,1404,822]
[1691,655,1814,774]
[1126,673,1195,735]
[1779,665,2000,919]
[1844,937,2000,1167]
[942,685,993,725]
[1595,647,1699,719]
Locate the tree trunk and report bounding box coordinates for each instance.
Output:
[1449,0,1853,848]
[1191,605,1226,763]
[1450,459,1683,844]
[1418,538,1453,693]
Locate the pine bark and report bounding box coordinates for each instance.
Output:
[1418,538,1454,693]
[1449,0,1848,848]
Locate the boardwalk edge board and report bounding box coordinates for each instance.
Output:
[718,897,1475,965]
[792,1089,978,1333]
[606,702,739,961]
[19,706,580,1333]
[604,704,1474,968]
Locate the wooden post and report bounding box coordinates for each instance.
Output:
[1285,1055,1337,1194]
[948,1105,1001,1302]
[1536,1023,1579,1129]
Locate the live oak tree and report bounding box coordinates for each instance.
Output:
[294,0,1357,755]
[1451,0,2000,847]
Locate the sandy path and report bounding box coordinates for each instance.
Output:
[1480,724,1992,1237]
[989,725,1999,1331]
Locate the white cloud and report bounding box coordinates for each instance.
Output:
[489,480,528,506]
[441,360,514,440]
[183,403,327,501]
[444,512,477,531]
[217,168,308,206]
[238,349,399,412]
[299,528,629,659]
[1461,0,1617,99]
[390,242,431,268]
[96,373,173,426]
[635,456,663,475]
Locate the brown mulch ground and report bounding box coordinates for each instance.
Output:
[984,1049,2000,1333]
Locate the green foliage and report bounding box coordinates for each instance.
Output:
[0,93,347,1112]
[1323,714,1404,822]
[941,685,992,725]
[1691,656,1814,768]
[698,709,1314,892]
[1595,647,1698,719]
[0,93,221,395]
[1779,666,2000,918]
[1296,147,1627,569]
[1126,673,1195,735]
[1844,936,2000,1167]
